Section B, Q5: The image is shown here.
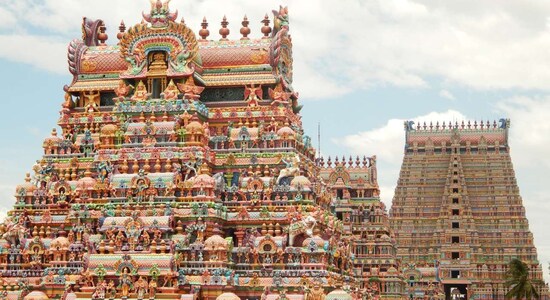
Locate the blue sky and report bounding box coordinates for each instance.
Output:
[0,0,550,281]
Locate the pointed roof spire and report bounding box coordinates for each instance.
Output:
[117,20,126,40]
[261,14,272,38]
[219,15,230,41]
[240,15,250,40]
[199,17,210,40]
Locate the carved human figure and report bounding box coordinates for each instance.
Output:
[131,81,150,101]
[115,230,125,250]
[92,280,107,299]
[134,276,147,300]
[148,278,157,299]
[141,231,151,248]
[114,80,134,100]
[244,84,262,107]
[276,154,301,184]
[306,283,326,300]
[83,91,100,112]
[107,280,116,299]
[161,79,179,100]
[118,268,133,298]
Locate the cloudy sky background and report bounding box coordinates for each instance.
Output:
[0,0,549,281]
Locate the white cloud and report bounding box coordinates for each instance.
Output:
[3,0,550,98]
[335,109,467,205]
[0,0,549,284]
[0,184,13,223]
[439,89,455,100]
[338,104,550,283]
[493,96,550,283]
[0,7,17,30]
[495,96,550,169]
[0,35,67,74]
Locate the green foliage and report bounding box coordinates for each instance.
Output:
[505,259,542,300]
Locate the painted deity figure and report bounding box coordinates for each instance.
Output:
[107,280,117,299]
[268,84,291,105]
[276,154,301,184]
[114,80,133,101]
[148,278,157,299]
[141,231,151,248]
[244,84,262,107]
[131,81,151,101]
[92,280,107,299]
[134,277,147,300]
[83,90,100,112]
[161,79,179,100]
[115,230,126,250]
[305,283,325,300]
[118,268,133,298]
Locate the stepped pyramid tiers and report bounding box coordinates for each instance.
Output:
[390,120,549,299]
[319,156,405,299]
[0,1,404,300]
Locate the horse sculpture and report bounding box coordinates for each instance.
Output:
[288,215,317,246]
[2,217,29,246]
[276,155,300,185]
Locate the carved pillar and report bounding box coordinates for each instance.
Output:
[234,227,245,247]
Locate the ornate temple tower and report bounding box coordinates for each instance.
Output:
[320,156,405,299]
[0,2,404,300]
[390,120,549,300]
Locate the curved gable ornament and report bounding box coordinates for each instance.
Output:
[328,166,351,187]
[270,6,294,91]
[119,1,201,78]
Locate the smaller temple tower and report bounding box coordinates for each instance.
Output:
[320,155,405,299]
[391,119,549,300]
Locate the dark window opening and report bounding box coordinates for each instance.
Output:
[452,222,460,229]
[452,252,460,260]
[452,236,460,244]
[452,198,459,204]
[337,189,343,199]
[453,179,458,184]
[451,270,460,278]
[151,78,162,99]
[200,87,245,102]
[452,209,460,216]
[452,188,459,193]
[100,92,116,106]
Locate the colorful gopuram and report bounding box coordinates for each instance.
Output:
[319,156,404,298]
[390,120,549,299]
[0,1,405,300]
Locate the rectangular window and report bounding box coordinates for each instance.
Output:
[452,222,460,229]
[452,252,460,260]
[452,188,459,193]
[452,198,459,204]
[452,209,460,216]
[451,270,460,278]
[452,236,460,243]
